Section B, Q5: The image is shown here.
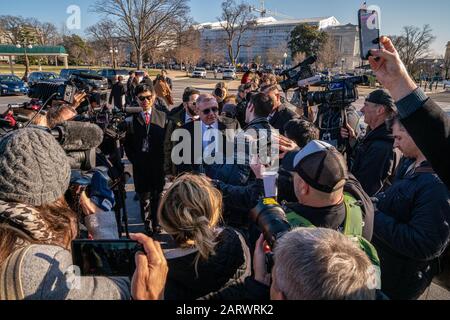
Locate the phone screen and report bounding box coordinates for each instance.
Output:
[72,240,140,277]
[359,8,381,60]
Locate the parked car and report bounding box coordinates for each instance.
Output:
[222,69,237,80]
[0,74,28,96]
[191,67,207,79]
[27,72,62,86]
[98,69,130,87]
[59,69,108,91]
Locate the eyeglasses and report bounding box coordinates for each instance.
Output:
[202,107,219,115]
[138,95,153,102]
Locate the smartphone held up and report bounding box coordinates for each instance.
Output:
[358,4,381,60]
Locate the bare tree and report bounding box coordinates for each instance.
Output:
[92,0,190,69]
[86,19,119,51]
[219,0,256,66]
[264,47,285,66]
[391,25,436,73]
[317,34,338,70]
[172,26,201,69]
[202,40,225,66]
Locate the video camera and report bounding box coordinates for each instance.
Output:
[279,56,317,92]
[27,72,107,108]
[308,75,369,108]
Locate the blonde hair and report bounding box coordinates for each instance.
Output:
[158,174,223,269]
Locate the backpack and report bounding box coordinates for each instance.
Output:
[285,193,381,289]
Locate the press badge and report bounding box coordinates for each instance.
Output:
[142,138,150,152]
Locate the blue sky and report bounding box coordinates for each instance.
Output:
[2,0,449,55]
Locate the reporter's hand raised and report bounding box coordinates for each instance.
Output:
[369,36,417,101]
[130,233,168,300]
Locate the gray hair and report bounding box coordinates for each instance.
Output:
[273,228,376,300]
[196,94,218,107]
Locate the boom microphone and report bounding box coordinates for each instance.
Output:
[51,121,104,151]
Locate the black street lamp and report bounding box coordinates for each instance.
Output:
[110,47,119,69]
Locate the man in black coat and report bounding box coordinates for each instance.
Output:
[124,84,167,234]
[368,36,450,189]
[164,87,200,177]
[126,71,135,105]
[342,89,402,196]
[372,116,450,300]
[109,76,126,109]
[175,93,240,178]
[261,84,299,135]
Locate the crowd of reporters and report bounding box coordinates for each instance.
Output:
[0,36,449,301]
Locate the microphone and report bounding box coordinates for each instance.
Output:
[298,75,323,87]
[52,121,104,151]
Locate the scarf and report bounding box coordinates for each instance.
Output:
[0,200,56,244]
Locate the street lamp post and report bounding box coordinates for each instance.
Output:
[283,52,288,70]
[341,58,345,73]
[16,43,33,80]
[110,47,119,69]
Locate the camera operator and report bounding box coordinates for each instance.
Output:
[314,99,361,153]
[282,140,374,241]
[371,116,450,300]
[369,36,450,189]
[202,229,377,300]
[109,75,126,110]
[261,84,299,136]
[0,129,119,299]
[124,84,167,235]
[0,129,168,301]
[341,89,402,196]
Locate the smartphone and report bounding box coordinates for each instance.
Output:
[71,240,142,277]
[358,7,381,60]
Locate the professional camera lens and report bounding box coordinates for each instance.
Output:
[250,199,291,248]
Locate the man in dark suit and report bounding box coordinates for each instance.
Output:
[164,87,201,177]
[175,93,240,178]
[109,76,126,109]
[124,84,167,235]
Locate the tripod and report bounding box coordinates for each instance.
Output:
[103,127,131,238]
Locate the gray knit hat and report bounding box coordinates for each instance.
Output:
[0,128,71,206]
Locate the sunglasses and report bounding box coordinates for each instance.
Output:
[202,107,219,115]
[138,95,153,102]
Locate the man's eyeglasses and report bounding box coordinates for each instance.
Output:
[202,107,219,115]
[138,95,153,102]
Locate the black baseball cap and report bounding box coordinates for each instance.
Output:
[284,140,348,193]
[366,89,397,113]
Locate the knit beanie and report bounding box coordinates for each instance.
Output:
[0,128,71,206]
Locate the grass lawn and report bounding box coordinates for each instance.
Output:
[0,64,160,78]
